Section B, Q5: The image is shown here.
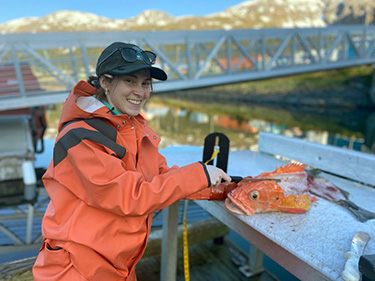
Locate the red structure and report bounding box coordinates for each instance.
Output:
[0,62,47,153]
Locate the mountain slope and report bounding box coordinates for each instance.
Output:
[0,0,373,34]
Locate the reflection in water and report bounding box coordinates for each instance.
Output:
[365,112,375,152]
[144,97,375,154]
[43,95,375,154]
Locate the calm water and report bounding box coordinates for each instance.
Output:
[140,95,375,154]
[43,89,375,154]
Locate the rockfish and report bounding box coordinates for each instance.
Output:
[225,163,375,222]
[225,163,322,216]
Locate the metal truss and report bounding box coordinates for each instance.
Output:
[0,25,375,110]
[0,195,49,254]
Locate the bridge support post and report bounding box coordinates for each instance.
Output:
[370,64,375,104]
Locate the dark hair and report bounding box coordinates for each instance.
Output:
[87,75,113,101]
[87,75,101,89]
[87,73,154,102]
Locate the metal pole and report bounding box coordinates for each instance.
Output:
[69,46,78,81]
[160,201,179,281]
[11,45,26,97]
[239,245,265,277]
[186,38,192,79]
[226,37,231,73]
[80,43,91,78]
[26,204,34,244]
[370,64,375,104]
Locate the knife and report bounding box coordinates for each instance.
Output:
[342,231,371,281]
[229,176,281,183]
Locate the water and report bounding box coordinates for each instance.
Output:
[43,86,375,153]
[143,95,375,154]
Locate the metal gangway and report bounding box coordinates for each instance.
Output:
[1,25,375,111]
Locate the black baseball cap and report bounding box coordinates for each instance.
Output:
[96,42,167,81]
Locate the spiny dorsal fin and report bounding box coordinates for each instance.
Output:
[257,162,306,177]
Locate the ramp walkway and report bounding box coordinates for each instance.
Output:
[1,25,375,110]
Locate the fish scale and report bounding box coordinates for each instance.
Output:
[271,173,311,197]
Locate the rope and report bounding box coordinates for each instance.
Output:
[204,146,220,165]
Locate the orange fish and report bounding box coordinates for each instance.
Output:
[225,163,314,216]
[225,163,375,221]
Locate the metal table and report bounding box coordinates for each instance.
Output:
[160,147,375,281]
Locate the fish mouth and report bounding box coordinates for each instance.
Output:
[225,196,255,216]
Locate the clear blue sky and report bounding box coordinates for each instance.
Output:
[0,0,249,24]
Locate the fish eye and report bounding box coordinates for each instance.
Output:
[249,191,259,200]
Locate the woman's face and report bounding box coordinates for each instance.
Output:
[102,69,152,116]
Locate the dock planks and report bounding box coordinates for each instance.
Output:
[0,239,278,281]
[138,238,277,281]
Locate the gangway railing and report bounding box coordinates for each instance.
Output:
[0,25,375,111]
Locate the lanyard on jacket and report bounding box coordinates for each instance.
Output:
[94,95,121,115]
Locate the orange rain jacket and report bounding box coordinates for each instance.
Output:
[33,81,232,281]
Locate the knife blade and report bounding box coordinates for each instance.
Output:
[229,176,281,183]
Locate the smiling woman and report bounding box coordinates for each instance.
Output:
[98,70,153,116]
[31,41,233,281]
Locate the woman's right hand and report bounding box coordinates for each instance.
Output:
[205,165,231,187]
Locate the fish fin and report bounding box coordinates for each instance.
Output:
[277,206,309,214]
[258,162,306,177]
[336,186,350,200]
[277,194,311,214]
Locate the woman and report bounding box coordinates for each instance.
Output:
[33,42,232,281]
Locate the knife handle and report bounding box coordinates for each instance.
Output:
[221,176,243,183]
[359,254,375,281]
[230,176,243,183]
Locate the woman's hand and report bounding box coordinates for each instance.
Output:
[209,181,238,200]
[205,165,231,187]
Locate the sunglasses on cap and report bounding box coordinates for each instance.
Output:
[97,47,157,69]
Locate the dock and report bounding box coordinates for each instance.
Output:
[1,135,375,280]
[0,237,279,281]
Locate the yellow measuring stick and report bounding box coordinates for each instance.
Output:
[204,146,220,165]
[183,146,220,281]
[183,200,190,281]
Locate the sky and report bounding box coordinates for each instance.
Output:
[0,0,249,24]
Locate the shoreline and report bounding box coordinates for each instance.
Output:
[158,66,375,110]
[159,85,375,110]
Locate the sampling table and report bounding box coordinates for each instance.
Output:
[160,144,375,281]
